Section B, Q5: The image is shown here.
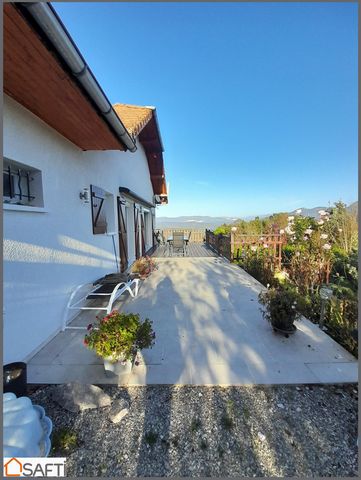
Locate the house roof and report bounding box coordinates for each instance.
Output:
[114,104,168,203]
[113,104,154,139]
[4,3,168,203]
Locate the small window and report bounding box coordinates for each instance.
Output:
[90,185,114,235]
[3,158,44,208]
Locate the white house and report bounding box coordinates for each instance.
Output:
[3,3,168,364]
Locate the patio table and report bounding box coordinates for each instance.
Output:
[166,235,190,244]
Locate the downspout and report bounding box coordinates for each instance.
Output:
[19,2,137,153]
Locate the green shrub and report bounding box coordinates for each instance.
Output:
[331,247,358,294]
[258,286,302,330]
[295,290,358,358]
[214,224,231,235]
[52,428,78,454]
[237,249,277,287]
[325,297,358,357]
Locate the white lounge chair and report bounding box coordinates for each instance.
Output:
[62,273,140,330]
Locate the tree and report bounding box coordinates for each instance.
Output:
[324,201,358,253]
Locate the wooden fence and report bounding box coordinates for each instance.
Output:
[205,229,285,268]
[205,230,331,282]
[232,233,285,269]
[157,228,206,244]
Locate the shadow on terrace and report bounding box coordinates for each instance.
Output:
[28,246,357,385]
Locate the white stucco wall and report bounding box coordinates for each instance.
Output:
[3,95,155,364]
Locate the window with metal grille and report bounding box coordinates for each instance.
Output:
[3,158,44,207]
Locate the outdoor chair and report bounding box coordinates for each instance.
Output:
[186,231,191,255]
[171,231,186,256]
[62,272,140,330]
[155,230,165,246]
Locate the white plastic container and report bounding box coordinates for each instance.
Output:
[3,393,52,457]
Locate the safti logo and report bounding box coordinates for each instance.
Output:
[4,457,22,476]
[3,458,66,477]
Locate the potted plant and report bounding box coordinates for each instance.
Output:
[83,311,155,375]
[131,256,158,279]
[258,286,301,336]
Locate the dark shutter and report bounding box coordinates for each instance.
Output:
[141,212,146,256]
[134,205,140,259]
[117,197,128,272]
[90,185,107,234]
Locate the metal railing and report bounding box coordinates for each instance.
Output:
[205,229,232,260]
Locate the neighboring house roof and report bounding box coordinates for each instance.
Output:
[114,104,168,203]
[113,104,154,138]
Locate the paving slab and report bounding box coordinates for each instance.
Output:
[28,256,357,385]
[305,362,359,383]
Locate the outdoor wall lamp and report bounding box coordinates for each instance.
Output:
[79,187,90,203]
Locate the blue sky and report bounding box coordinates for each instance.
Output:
[54,2,358,218]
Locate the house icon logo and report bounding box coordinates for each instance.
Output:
[4,457,22,477]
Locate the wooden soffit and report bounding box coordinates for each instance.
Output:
[4,4,125,151]
[139,116,168,200]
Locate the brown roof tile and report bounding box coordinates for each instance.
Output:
[113,103,153,138]
[113,102,168,202]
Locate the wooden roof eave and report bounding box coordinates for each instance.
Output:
[4,3,130,151]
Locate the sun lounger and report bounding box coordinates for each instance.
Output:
[62,273,140,330]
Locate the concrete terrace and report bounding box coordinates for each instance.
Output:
[28,251,358,385]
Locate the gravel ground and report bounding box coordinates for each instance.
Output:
[30,384,358,477]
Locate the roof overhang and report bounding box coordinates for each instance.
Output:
[139,114,168,204]
[4,3,135,151]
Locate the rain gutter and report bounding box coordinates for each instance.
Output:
[19,2,137,152]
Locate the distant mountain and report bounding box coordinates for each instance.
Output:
[289,206,328,219]
[290,202,358,219]
[156,202,357,229]
[155,216,239,230]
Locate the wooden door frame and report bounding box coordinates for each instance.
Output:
[117,196,128,272]
[134,204,141,259]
